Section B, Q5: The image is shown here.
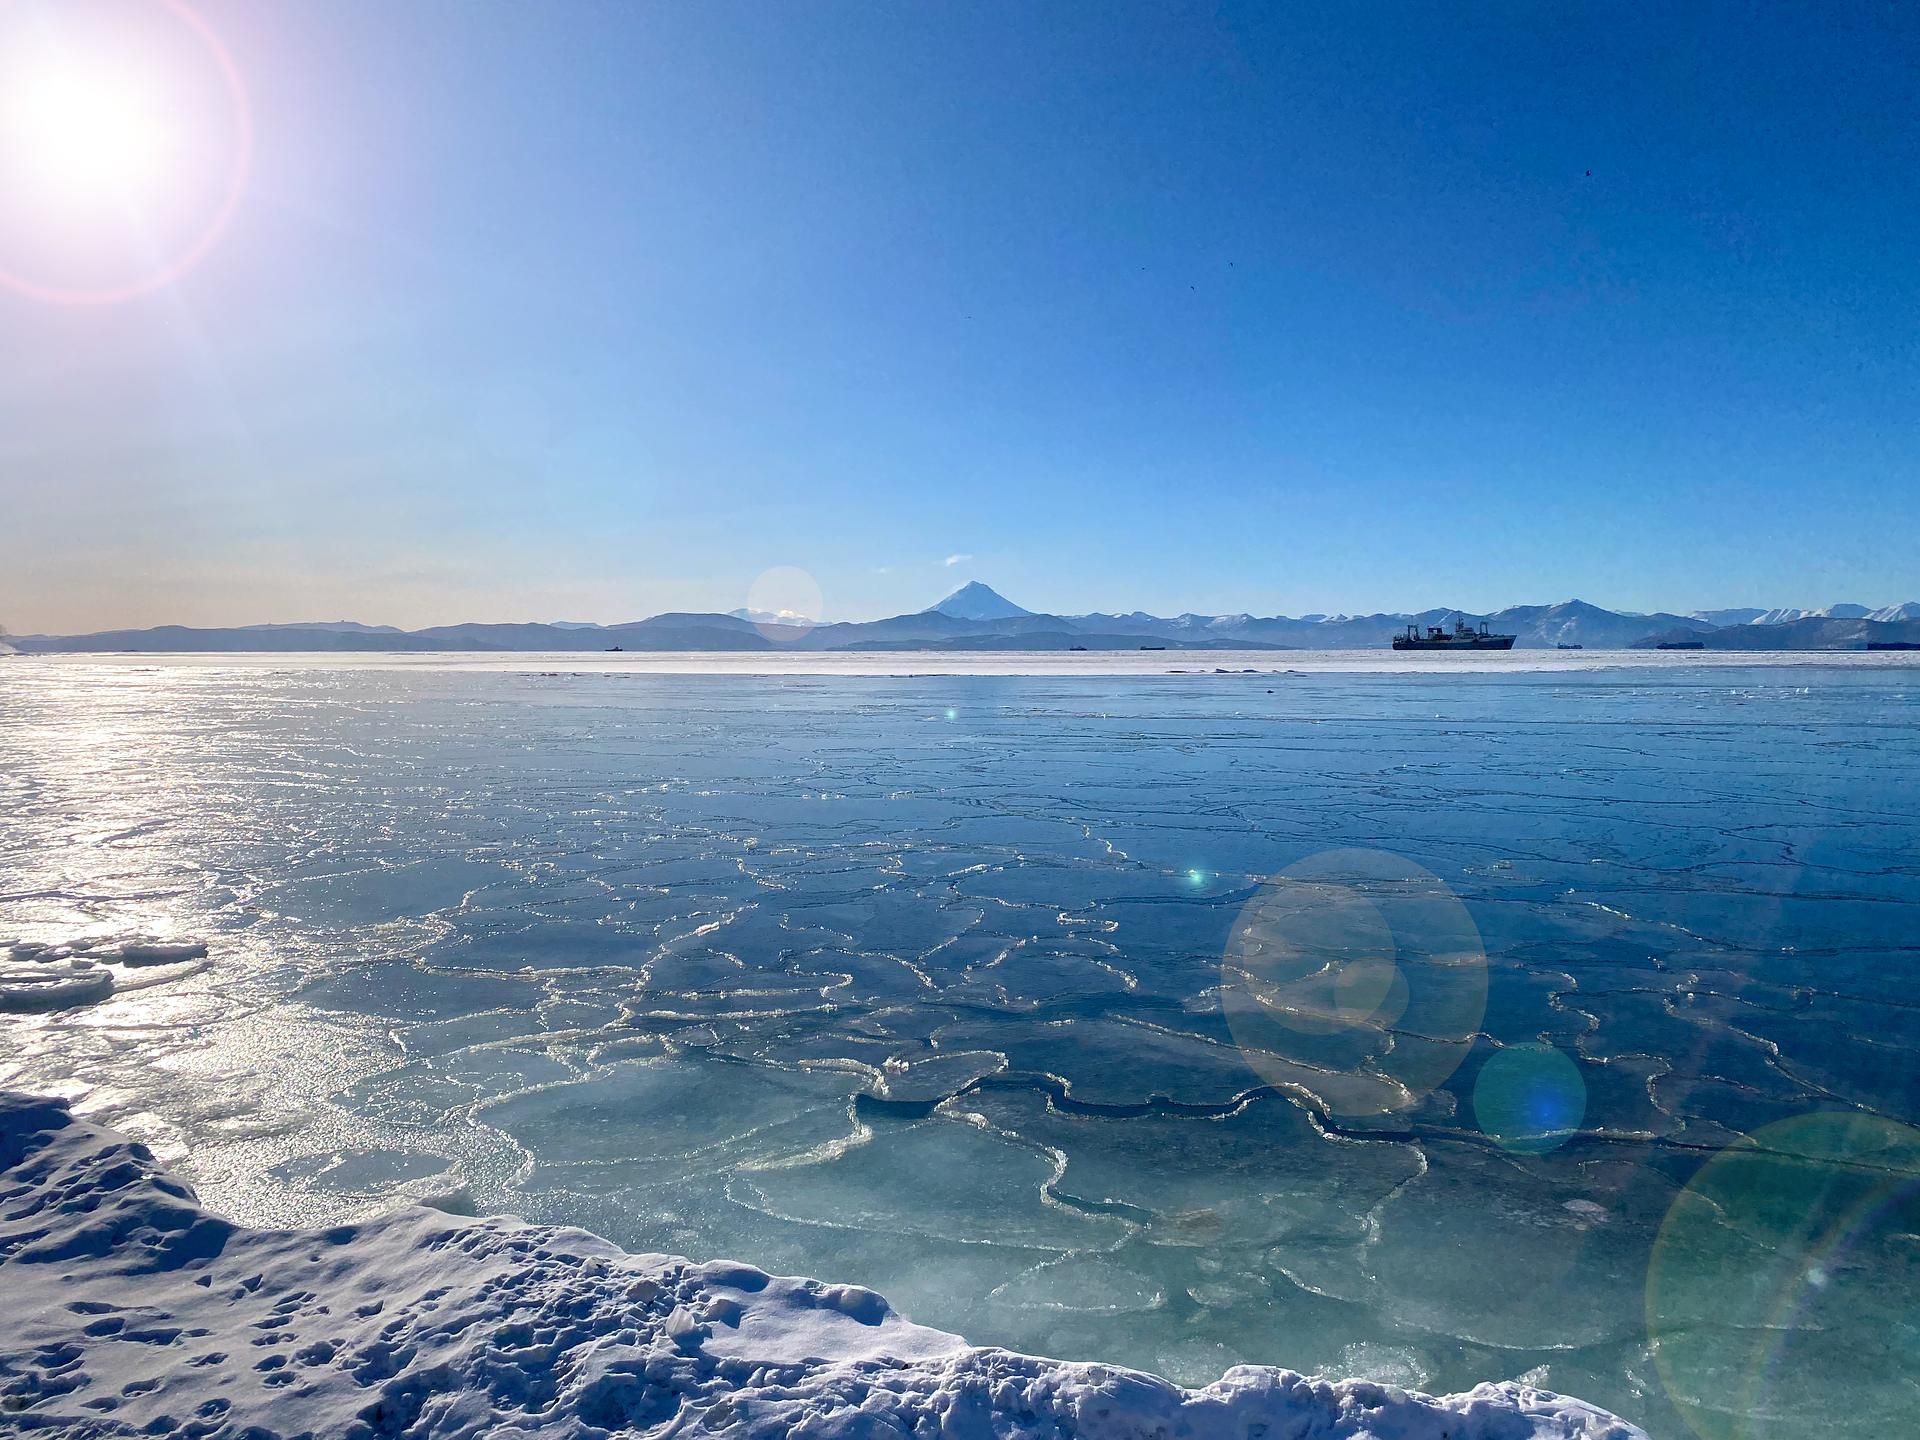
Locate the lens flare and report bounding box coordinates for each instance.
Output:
[744,567,824,642]
[1646,1112,1920,1440]
[1472,1042,1587,1154]
[1220,849,1488,1118]
[0,0,251,305]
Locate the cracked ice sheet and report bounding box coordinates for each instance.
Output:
[1,658,1917,1436]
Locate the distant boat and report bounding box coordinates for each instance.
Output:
[1656,640,1706,650]
[1556,643,1584,650]
[605,645,625,652]
[1139,645,1166,651]
[1070,645,1088,651]
[1392,618,1516,651]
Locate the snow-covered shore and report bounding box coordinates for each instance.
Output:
[0,1093,1640,1439]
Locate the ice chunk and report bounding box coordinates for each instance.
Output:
[0,956,114,1011]
[113,938,209,965]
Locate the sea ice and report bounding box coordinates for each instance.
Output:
[0,954,114,1011]
[0,1093,1644,1438]
[0,933,210,1012]
[4,659,1917,1434]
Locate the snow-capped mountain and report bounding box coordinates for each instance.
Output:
[1691,603,1918,627]
[925,582,1032,621]
[1748,604,1871,625]
[15,589,1920,653]
[729,608,821,627]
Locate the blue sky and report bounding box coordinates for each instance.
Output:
[2,0,1916,632]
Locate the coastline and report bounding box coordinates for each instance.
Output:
[9,647,1920,678]
[0,1092,1643,1438]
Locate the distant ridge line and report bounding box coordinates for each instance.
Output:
[9,590,1919,654]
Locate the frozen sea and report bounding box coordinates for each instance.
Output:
[4,651,1918,1437]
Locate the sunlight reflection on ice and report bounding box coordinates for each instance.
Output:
[1,656,1917,1435]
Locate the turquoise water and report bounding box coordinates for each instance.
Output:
[3,659,1917,1436]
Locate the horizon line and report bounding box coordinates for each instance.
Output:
[9,592,1919,640]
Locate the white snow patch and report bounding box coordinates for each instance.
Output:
[0,1093,1645,1438]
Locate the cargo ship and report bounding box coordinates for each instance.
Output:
[1392,617,1516,651]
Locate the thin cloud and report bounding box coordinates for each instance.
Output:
[944,554,973,567]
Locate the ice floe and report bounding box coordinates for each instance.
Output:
[0,955,115,1012]
[0,934,208,1012]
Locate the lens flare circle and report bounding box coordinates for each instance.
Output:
[744,567,824,642]
[0,0,251,306]
[1219,848,1489,1118]
[1646,1112,1920,1440]
[1472,1041,1586,1154]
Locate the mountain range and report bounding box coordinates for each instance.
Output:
[7,586,1919,654]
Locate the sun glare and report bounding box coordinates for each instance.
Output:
[9,61,173,210]
[0,0,249,305]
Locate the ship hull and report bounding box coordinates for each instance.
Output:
[1391,636,1516,651]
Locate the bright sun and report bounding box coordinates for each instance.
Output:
[9,61,174,210]
[0,0,250,304]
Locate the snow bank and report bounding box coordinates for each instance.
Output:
[0,1093,1644,1439]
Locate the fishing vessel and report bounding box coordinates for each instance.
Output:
[1392,617,1516,651]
